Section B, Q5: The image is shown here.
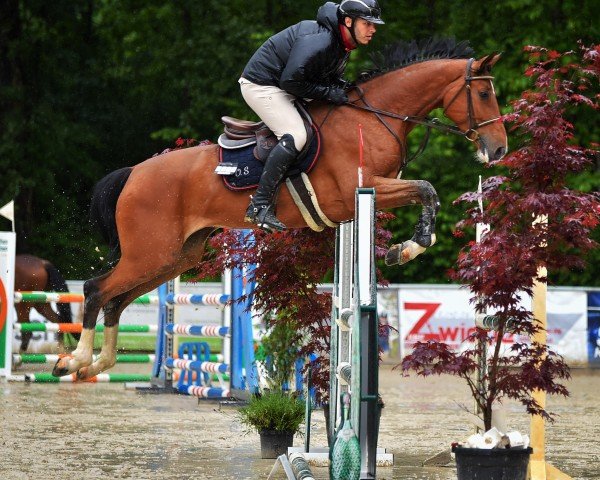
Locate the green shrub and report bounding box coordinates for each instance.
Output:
[238,391,305,434]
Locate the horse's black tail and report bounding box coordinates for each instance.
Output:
[89,167,134,265]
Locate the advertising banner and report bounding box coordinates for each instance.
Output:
[395,285,588,363]
[0,232,16,376]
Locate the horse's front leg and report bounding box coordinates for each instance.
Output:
[372,177,440,266]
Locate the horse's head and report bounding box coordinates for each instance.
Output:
[443,54,507,163]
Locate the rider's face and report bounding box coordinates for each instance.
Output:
[345,17,377,45]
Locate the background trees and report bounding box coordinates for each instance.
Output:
[1,0,597,284]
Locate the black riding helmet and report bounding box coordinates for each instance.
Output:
[338,0,385,25]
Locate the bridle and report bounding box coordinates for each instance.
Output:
[345,58,501,145]
[442,58,500,142]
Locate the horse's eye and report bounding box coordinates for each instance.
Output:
[479,90,490,99]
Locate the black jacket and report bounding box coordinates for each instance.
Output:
[241,2,349,100]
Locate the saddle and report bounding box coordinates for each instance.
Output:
[218,102,314,162]
[215,103,336,232]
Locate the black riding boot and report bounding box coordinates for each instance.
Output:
[245,134,299,232]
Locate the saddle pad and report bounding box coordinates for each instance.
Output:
[218,127,321,191]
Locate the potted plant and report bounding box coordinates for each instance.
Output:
[400,44,598,480]
[237,312,306,459]
[237,390,305,459]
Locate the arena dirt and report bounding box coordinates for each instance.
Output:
[1,363,598,479]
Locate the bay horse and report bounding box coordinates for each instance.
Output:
[15,254,78,352]
[53,40,507,379]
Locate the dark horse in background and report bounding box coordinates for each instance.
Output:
[53,39,507,379]
[15,254,78,352]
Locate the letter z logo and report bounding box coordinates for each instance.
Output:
[404,302,441,341]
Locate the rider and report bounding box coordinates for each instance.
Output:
[240,0,384,232]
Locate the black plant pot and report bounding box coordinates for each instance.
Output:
[452,446,533,480]
[259,430,294,459]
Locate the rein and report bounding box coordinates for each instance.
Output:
[346,58,501,145]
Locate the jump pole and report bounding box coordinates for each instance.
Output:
[143,229,259,399]
[275,189,392,480]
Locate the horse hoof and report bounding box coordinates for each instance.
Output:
[385,245,401,266]
[52,357,73,377]
[76,367,92,380]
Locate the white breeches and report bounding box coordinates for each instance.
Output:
[239,77,307,151]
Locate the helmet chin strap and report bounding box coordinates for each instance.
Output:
[348,18,359,45]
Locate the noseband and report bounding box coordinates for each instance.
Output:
[346,57,501,143]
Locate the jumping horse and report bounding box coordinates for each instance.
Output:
[53,40,507,379]
[15,254,78,352]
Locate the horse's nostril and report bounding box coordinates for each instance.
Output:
[495,146,506,159]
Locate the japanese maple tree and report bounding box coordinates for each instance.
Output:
[194,213,393,401]
[401,43,599,431]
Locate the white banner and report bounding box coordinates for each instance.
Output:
[395,286,587,363]
[0,231,16,376]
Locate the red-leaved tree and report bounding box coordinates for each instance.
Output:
[194,213,393,401]
[401,43,599,431]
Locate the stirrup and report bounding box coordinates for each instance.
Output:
[244,204,286,232]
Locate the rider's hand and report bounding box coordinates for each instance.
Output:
[327,87,348,105]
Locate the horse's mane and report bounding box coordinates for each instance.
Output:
[357,37,475,83]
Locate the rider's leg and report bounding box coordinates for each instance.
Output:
[244,134,298,231]
[239,78,307,231]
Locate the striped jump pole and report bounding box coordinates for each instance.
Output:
[14,323,158,334]
[164,324,229,338]
[166,357,229,374]
[13,353,156,365]
[176,384,231,399]
[14,291,159,304]
[9,373,152,383]
[165,293,229,306]
[12,352,223,365]
[148,229,259,399]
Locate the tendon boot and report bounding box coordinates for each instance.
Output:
[245,133,299,232]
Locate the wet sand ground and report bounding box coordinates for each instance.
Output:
[1,363,598,479]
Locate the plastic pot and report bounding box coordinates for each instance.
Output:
[452,446,533,480]
[259,430,294,459]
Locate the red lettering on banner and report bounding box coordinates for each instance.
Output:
[438,326,460,342]
[405,302,441,341]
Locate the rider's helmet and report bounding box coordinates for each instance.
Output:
[338,0,385,25]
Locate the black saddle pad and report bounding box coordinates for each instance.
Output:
[219,127,321,191]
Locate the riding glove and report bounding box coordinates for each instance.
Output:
[327,87,348,105]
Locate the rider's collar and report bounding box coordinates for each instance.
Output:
[339,24,357,51]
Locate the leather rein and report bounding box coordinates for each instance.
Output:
[344,58,500,167]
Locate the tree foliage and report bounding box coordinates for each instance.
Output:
[193,213,392,401]
[402,44,598,431]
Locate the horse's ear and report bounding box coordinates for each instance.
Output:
[474,53,502,74]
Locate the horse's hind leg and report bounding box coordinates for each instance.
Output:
[73,292,129,379]
[52,273,108,376]
[76,275,173,379]
[74,228,215,379]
